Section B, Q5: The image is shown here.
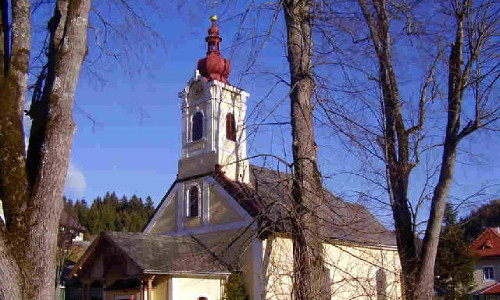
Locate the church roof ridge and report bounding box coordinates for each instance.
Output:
[213,164,397,247]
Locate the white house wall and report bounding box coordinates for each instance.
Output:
[171,277,224,300]
[472,257,500,293]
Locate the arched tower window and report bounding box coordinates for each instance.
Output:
[187,186,200,217]
[226,113,236,141]
[192,112,203,141]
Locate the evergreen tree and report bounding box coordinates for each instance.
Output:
[435,203,476,300]
[63,192,156,235]
[145,196,155,216]
[223,272,248,300]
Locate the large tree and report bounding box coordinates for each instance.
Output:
[0,0,161,295]
[312,0,499,298]
[0,0,90,298]
[283,0,329,299]
[359,0,497,298]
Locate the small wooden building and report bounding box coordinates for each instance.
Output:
[69,232,229,300]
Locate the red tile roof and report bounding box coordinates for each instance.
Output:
[481,283,500,295]
[470,227,500,257]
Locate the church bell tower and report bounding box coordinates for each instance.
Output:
[177,16,250,183]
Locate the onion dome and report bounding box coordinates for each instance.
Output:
[197,15,231,84]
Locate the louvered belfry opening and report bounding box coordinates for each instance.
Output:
[226,113,236,142]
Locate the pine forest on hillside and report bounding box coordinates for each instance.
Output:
[63,193,155,235]
[461,200,500,242]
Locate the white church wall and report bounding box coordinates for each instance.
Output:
[262,235,402,300]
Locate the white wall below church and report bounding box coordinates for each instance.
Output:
[171,277,224,300]
[262,236,402,300]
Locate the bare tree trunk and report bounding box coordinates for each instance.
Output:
[283,1,329,299]
[0,0,32,295]
[354,0,494,298]
[356,0,419,296]
[0,0,90,298]
[416,2,476,296]
[0,238,22,299]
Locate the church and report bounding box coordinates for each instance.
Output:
[70,16,402,300]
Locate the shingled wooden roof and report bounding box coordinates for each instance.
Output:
[70,231,230,279]
[60,210,86,232]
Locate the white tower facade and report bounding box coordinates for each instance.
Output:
[177,16,250,183]
[177,72,250,183]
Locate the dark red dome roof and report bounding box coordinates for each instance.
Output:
[197,16,231,84]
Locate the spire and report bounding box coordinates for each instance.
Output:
[206,15,221,54]
[197,15,231,83]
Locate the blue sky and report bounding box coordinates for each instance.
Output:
[64,2,292,203]
[60,1,499,220]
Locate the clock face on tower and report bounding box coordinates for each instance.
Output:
[189,81,205,101]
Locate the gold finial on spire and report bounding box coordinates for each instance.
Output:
[210,15,218,22]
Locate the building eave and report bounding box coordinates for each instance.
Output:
[143,270,231,277]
